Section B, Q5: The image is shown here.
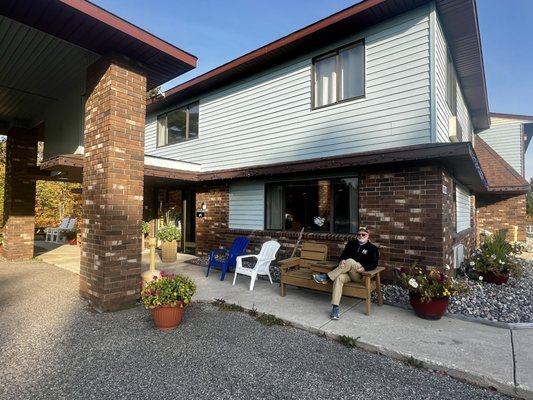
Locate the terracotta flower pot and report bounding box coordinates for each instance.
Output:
[480,271,509,285]
[409,292,449,320]
[150,303,185,330]
[161,240,178,262]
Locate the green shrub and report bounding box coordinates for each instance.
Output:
[141,221,150,235]
[338,335,360,348]
[464,229,524,279]
[156,222,181,242]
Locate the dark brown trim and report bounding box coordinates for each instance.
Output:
[59,0,197,66]
[310,39,366,110]
[40,142,490,192]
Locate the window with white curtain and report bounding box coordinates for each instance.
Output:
[313,40,365,108]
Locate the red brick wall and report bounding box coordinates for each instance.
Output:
[2,131,38,261]
[193,165,462,279]
[476,194,527,242]
[195,184,229,255]
[80,58,146,312]
[359,166,445,275]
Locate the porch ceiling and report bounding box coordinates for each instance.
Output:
[0,15,99,128]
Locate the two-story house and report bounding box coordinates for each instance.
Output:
[3,0,528,309]
[140,0,528,276]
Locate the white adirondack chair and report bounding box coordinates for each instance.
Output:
[232,240,281,291]
[45,218,70,242]
[58,218,77,243]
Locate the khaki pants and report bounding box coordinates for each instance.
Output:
[327,258,362,306]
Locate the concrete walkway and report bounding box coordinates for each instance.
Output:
[33,244,532,399]
[162,261,532,399]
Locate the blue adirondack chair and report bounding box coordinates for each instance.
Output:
[206,237,250,281]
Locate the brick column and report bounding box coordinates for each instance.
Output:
[80,58,146,312]
[3,130,38,261]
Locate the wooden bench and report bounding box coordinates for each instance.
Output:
[279,242,384,315]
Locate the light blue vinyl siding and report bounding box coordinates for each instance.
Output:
[456,184,471,233]
[145,5,432,171]
[434,15,472,143]
[228,181,265,230]
[478,116,525,176]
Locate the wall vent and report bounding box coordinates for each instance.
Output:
[453,244,465,269]
[448,116,462,142]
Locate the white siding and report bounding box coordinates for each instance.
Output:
[146,5,432,171]
[456,184,471,233]
[229,181,265,230]
[434,15,472,143]
[478,116,525,176]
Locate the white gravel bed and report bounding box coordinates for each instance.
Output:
[374,257,533,324]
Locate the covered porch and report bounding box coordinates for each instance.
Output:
[0,0,196,311]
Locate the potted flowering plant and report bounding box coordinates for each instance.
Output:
[396,264,468,320]
[157,221,181,263]
[141,271,196,330]
[463,229,524,284]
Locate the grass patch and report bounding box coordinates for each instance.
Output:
[213,299,245,313]
[257,313,286,327]
[338,335,361,348]
[405,356,424,369]
[212,300,286,327]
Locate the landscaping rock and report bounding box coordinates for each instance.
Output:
[373,257,533,324]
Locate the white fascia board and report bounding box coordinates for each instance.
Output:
[144,155,202,172]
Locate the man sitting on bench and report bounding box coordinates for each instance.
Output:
[313,226,379,320]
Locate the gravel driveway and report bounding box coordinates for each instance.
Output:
[0,261,508,400]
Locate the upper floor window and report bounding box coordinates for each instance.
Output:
[157,102,199,147]
[313,40,365,109]
[446,52,457,116]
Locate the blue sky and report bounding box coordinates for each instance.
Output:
[94,0,532,179]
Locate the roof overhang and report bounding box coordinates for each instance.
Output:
[40,154,201,183]
[474,136,530,194]
[200,142,489,192]
[148,0,489,131]
[436,0,490,131]
[40,143,489,193]
[0,0,197,89]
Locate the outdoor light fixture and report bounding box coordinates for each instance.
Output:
[201,202,207,210]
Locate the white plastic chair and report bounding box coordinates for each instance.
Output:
[232,240,281,291]
[45,218,70,242]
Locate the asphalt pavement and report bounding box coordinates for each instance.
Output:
[0,261,508,400]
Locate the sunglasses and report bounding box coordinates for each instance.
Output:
[357,233,368,237]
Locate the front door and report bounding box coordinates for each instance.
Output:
[155,187,195,254]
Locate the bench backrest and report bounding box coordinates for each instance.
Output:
[300,242,328,261]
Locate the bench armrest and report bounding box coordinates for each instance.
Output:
[361,267,385,277]
[278,257,302,271]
